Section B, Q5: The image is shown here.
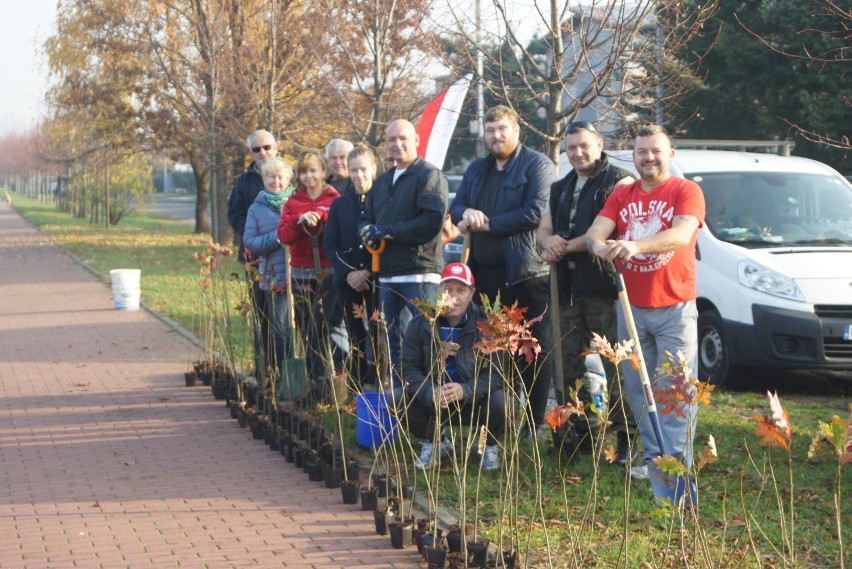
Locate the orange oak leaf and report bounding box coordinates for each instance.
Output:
[753,415,790,451]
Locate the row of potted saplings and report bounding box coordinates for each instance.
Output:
[193,366,509,569]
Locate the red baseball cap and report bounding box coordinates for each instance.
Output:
[440,262,475,287]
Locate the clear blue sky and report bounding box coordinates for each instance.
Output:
[0,0,56,135]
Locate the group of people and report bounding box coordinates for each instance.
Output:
[227,109,705,478]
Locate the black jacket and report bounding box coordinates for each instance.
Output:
[403,303,500,407]
[359,157,448,277]
[325,190,371,289]
[227,162,265,263]
[549,152,632,302]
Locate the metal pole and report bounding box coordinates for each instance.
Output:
[475,0,485,158]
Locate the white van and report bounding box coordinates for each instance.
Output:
[562,149,852,385]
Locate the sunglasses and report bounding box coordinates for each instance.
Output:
[251,144,274,153]
[566,121,597,134]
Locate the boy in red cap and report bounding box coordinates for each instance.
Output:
[403,262,505,470]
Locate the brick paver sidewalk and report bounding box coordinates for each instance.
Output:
[0,204,420,568]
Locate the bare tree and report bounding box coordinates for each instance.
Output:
[317,0,445,146]
[443,0,720,163]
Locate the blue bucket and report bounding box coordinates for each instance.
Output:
[355,392,398,448]
[648,462,697,508]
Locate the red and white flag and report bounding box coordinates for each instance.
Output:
[416,73,473,170]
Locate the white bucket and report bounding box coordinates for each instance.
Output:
[109,269,141,311]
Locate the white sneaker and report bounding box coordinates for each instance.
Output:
[414,442,435,470]
[482,445,500,471]
[630,463,649,480]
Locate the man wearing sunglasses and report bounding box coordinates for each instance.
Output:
[227,129,280,380]
[538,120,636,466]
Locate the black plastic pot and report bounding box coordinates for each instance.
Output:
[388,522,413,549]
[340,480,360,504]
[467,541,489,568]
[184,371,197,387]
[360,487,378,511]
[446,530,463,553]
[323,467,343,489]
[423,544,448,568]
[249,417,264,440]
[373,509,388,536]
[306,461,323,482]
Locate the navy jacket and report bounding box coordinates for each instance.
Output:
[359,157,448,278]
[243,192,286,291]
[403,303,499,407]
[450,144,556,286]
[325,190,371,289]
[227,162,265,263]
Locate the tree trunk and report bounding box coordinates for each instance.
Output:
[189,156,211,235]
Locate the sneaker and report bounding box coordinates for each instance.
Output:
[482,445,500,471]
[438,437,455,459]
[414,442,435,470]
[629,463,650,480]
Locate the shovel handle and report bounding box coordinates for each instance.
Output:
[366,238,386,273]
[610,262,666,454]
[460,233,471,265]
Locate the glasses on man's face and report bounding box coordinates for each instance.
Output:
[566,121,597,134]
[251,144,274,153]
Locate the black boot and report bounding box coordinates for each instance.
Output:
[614,431,637,466]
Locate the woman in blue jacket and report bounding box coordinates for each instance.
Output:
[243,156,295,371]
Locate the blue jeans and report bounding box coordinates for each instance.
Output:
[617,300,698,466]
[379,280,438,382]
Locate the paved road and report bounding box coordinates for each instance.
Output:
[0,202,419,569]
[137,193,203,224]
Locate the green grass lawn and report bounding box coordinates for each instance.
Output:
[9,191,850,568]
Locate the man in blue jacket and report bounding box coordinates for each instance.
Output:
[359,119,448,385]
[450,105,556,435]
[227,129,279,380]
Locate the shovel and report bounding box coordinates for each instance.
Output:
[365,238,391,390]
[610,262,696,507]
[277,245,309,401]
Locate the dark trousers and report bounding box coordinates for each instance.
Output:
[471,266,553,428]
[340,287,375,387]
[249,278,274,380]
[406,389,506,445]
[558,296,635,436]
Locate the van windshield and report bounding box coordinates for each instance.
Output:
[688,172,852,247]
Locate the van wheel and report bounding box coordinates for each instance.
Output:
[698,310,731,386]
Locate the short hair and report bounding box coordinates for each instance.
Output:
[484,105,519,126]
[635,124,672,144]
[260,156,294,179]
[347,145,377,169]
[325,139,354,158]
[296,150,328,177]
[246,129,276,148]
